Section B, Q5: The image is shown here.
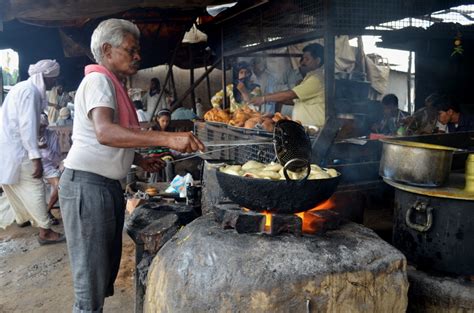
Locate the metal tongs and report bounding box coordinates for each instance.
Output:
[170,139,274,163]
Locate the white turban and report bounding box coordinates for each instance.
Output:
[28,59,60,78]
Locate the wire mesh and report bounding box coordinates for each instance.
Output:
[335,1,474,31]
[220,0,472,54]
[194,121,276,163]
[222,0,325,54]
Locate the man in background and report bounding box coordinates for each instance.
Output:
[436,101,474,133]
[371,94,409,135]
[142,77,168,120]
[251,57,279,113]
[0,59,65,244]
[250,43,326,127]
[47,81,71,124]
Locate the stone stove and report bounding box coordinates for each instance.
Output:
[130,163,410,312]
[144,214,409,313]
[124,161,409,312]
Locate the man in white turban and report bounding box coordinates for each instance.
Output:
[0,59,65,244]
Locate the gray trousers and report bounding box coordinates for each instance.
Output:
[59,168,125,313]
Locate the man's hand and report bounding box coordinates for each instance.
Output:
[136,157,166,173]
[165,132,205,153]
[249,96,265,106]
[31,159,43,179]
[236,81,246,92]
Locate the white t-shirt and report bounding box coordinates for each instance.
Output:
[64,73,135,180]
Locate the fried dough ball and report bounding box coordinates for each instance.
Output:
[242,160,265,170]
[145,187,158,196]
[261,118,274,132]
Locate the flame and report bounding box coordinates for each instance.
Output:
[242,198,336,235]
[242,208,272,231]
[296,198,336,234]
[263,212,272,231]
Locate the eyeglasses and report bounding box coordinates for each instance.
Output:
[118,46,140,57]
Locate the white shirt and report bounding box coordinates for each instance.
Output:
[64,73,135,180]
[142,91,168,120]
[136,109,147,122]
[0,79,42,184]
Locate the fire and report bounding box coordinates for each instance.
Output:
[263,212,272,231]
[296,198,336,234]
[242,198,336,235]
[243,208,273,231]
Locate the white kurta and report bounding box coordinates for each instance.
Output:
[0,78,50,228]
[0,79,42,184]
[142,91,168,120]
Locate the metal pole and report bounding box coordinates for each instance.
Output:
[149,42,180,121]
[189,45,196,112]
[203,48,212,105]
[407,17,413,114]
[323,0,336,120]
[0,66,3,104]
[221,27,227,109]
[170,65,177,101]
[171,59,221,112]
[408,51,413,114]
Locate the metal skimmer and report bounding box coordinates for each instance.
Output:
[273,120,312,172]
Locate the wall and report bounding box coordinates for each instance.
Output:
[386,70,411,113]
[131,65,230,111]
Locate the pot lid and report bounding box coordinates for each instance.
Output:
[380,139,464,152]
[384,174,474,201]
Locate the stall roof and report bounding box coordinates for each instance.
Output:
[0,0,235,22]
[0,1,236,87]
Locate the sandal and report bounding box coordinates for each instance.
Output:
[48,212,60,225]
[38,234,66,245]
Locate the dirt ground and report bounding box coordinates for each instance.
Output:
[0,209,136,313]
[0,197,395,313]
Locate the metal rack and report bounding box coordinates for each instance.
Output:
[194,121,276,163]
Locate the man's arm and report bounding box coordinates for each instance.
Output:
[133,152,164,172]
[17,91,43,178]
[90,106,204,153]
[249,90,298,107]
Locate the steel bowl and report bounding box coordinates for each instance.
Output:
[379,139,462,187]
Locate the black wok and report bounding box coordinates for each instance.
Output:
[215,169,341,214]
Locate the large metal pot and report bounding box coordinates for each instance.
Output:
[379,139,461,187]
[386,176,474,276]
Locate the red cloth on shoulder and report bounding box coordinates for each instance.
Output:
[84,64,139,129]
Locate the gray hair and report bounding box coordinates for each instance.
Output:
[90,18,140,63]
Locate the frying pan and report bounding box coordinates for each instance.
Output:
[215,168,341,214]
